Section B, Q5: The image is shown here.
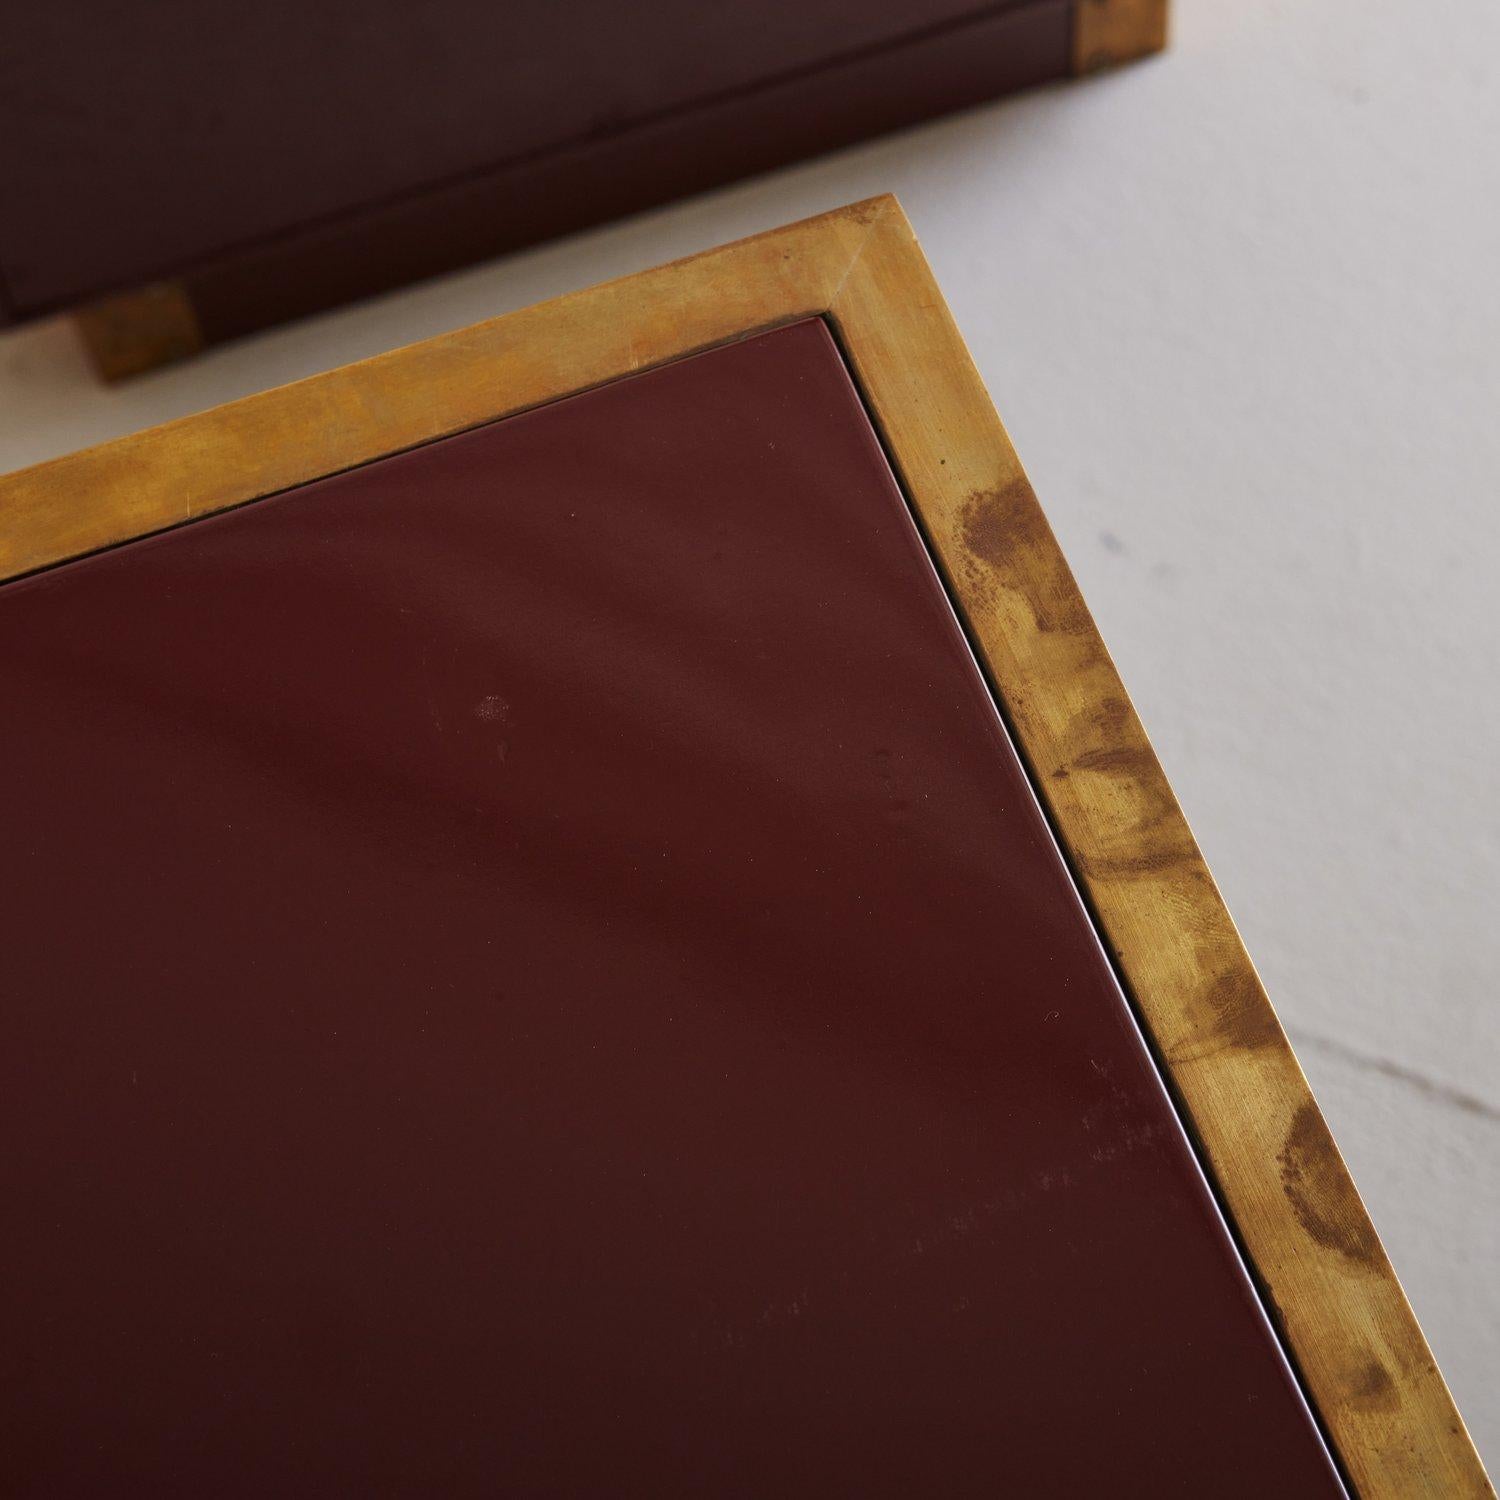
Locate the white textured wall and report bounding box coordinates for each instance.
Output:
[2,0,1495,1466]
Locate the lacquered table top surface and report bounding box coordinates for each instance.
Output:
[0,320,1344,1495]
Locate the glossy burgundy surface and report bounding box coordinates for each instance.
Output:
[0,321,1343,1496]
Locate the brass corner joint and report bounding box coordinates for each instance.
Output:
[1072,0,1169,75]
[74,281,203,382]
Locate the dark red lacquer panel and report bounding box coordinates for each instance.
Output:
[0,2,1070,329]
[0,322,1343,1496]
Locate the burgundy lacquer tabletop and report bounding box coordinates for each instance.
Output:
[0,321,1344,1495]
